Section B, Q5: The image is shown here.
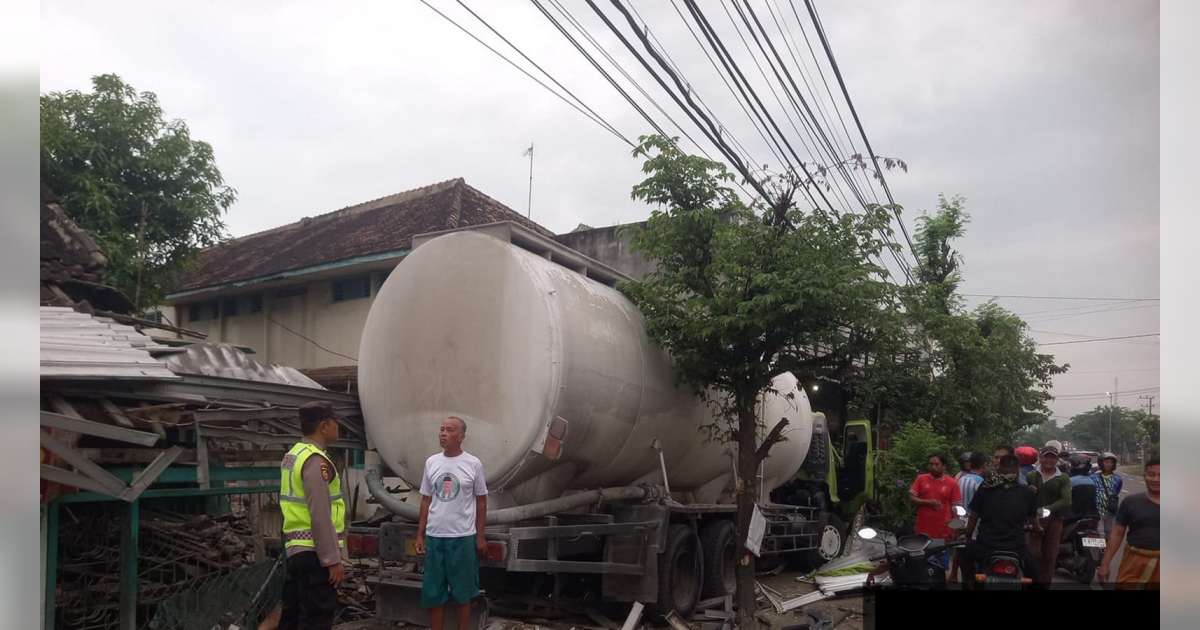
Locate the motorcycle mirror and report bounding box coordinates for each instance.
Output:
[857,527,878,540]
[1040,508,1051,518]
[954,505,967,517]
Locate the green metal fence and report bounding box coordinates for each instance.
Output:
[146,557,284,630]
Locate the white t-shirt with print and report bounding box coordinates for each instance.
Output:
[419,451,488,537]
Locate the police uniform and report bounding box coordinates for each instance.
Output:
[279,438,346,630]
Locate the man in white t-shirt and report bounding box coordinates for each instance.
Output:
[415,416,488,630]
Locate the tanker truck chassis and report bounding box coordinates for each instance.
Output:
[354,492,843,624]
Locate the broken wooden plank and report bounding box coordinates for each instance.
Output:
[196,424,210,490]
[41,465,121,498]
[619,602,645,630]
[98,398,136,428]
[41,410,160,447]
[39,430,127,496]
[48,395,84,419]
[121,446,185,501]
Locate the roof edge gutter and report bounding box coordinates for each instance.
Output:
[165,248,410,302]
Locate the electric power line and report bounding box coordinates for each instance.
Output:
[1038,333,1159,346]
[966,293,1160,302]
[802,0,919,271]
[418,0,634,147]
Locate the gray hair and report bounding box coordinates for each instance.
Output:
[447,415,467,434]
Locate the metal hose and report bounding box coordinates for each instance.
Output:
[363,452,656,523]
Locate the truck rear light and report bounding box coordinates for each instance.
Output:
[347,532,379,558]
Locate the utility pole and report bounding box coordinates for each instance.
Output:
[1105,390,1114,454]
[523,142,534,219]
[1139,394,1155,418]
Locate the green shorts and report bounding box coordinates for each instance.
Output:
[421,535,479,608]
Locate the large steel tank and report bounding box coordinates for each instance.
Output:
[358,229,813,507]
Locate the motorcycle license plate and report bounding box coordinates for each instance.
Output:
[1082,537,1106,548]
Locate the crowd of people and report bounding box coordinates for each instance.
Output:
[908,442,1159,590]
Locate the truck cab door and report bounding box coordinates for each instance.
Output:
[836,421,872,502]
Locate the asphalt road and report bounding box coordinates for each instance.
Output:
[1052,470,1144,587]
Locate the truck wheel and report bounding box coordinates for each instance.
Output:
[655,524,702,618]
[801,513,845,571]
[700,520,736,598]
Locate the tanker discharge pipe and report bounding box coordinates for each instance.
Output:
[364,451,657,524]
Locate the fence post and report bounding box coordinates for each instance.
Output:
[119,500,140,630]
[43,502,59,630]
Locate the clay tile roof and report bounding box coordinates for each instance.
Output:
[171,178,554,294]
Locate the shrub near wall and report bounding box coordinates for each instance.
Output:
[875,421,954,532]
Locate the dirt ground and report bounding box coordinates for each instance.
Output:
[755,571,864,630]
[332,567,866,630]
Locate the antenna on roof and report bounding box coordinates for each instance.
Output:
[522,142,534,219]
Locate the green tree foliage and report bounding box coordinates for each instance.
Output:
[856,196,1067,452]
[874,421,953,531]
[41,74,235,309]
[619,135,898,622]
[1062,406,1154,457]
[1015,419,1068,448]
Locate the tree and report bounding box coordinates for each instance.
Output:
[1015,419,1068,448]
[855,197,1066,452]
[41,74,235,309]
[619,135,897,625]
[1063,406,1142,457]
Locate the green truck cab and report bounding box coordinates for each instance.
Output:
[770,415,877,567]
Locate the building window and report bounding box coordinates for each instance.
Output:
[332,276,371,302]
[274,285,307,299]
[188,300,219,322]
[222,294,263,317]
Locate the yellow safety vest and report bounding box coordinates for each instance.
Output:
[280,441,346,551]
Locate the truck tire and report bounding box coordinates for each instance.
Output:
[801,432,828,475]
[700,520,736,598]
[801,512,845,571]
[654,524,702,618]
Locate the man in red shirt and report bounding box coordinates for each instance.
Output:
[910,453,963,542]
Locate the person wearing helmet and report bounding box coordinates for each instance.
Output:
[1090,452,1123,537]
[1067,454,1099,519]
[1015,446,1038,485]
[955,452,972,481]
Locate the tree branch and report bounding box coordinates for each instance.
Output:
[755,417,790,462]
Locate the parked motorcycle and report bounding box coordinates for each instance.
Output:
[860,506,968,590]
[970,508,1049,589]
[1057,512,1104,584]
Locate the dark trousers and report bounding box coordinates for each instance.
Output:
[1030,518,1064,584]
[279,551,337,630]
[960,540,1040,584]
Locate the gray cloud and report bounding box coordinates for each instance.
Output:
[40,0,1158,425]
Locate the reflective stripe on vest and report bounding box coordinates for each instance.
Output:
[280,441,347,550]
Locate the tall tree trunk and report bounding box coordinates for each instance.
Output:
[734,399,761,629]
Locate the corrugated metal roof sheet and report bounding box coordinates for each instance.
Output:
[161,342,324,389]
[40,307,180,381]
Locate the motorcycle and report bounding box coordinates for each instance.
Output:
[859,506,968,590]
[969,507,1049,589]
[1056,511,1104,584]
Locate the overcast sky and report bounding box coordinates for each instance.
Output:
[40,0,1159,423]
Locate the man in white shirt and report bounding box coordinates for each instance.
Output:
[415,416,488,630]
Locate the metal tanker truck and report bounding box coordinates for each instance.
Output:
[351,222,876,623]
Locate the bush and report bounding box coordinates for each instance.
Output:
[875,421,954,531]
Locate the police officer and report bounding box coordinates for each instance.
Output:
[279,401,347,630]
